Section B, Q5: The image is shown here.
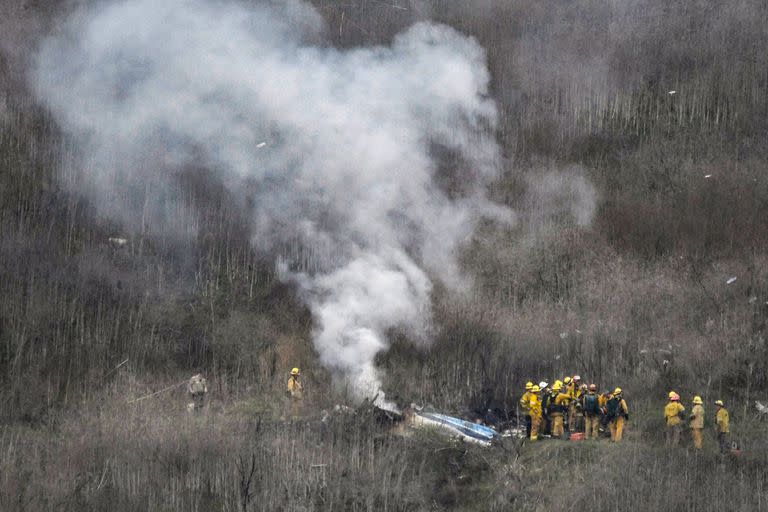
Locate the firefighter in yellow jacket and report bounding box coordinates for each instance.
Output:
[567,375,583,431]
[519,382,534,439]
[606,388,629,442]
[715,400,730,454]
[529,385,543,441]
[689,396,705,449]
[286,367,304,418]
[664,391,685,447]
[551,381,571,438]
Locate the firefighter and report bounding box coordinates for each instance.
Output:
[286,367,304,418]
[606,388,629,442]
[715,400,730,454]
[598,389,612,434]
[567,376,583,431]
[519,382,534,438]
[664,391,686,447]
[538,381,550,435]
[581,384,601,440]
[529,385,543,441]
[187,373,208,411]
[690,396,705,449]
[551,381,571,438]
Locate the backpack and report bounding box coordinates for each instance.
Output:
[605,397,620,419]
[583,394,600,415]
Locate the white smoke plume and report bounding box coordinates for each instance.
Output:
[33,0,509,407]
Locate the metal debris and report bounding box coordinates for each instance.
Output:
[727,277,737,285]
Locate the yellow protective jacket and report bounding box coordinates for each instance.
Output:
[551,392,571,415]
[520,391,533,414]
[287,376,303,398]
[529,394,543,420]
[664,402,685,426]
[690,404,705,429]
[566,382,576,399]
[716,408,730,433]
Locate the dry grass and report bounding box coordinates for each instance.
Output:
[2,0,768,509]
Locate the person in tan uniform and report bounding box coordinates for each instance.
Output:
[187,373,208,411]
[529,385,543,441]
[286,367,304,418]
[551,381,570,438]
[519,382,534,438]
[581,384,601,440]
[664,391,685,447]
[689,396,705,449]
[715,400,730,454]
[606,388,629,442]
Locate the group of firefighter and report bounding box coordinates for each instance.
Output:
[519,376,731,452]
[519,376,627,442]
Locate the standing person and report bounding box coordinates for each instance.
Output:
[664,392,686,447]
[715,400,730,454]
[582,384,602,440]
[529,385,543,441]
[568,376,583,432]
[287,367,304,418]
[690,396,705,449]
[606,388,629,442]
[599,390,612,434]
[519,382,534,439]
[551,381,571,439]
[187,373,208,411]
[546,381,562,436]
[538,381,550,435]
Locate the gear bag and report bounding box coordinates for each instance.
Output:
[605,397,620,419]
[583,394,600,416]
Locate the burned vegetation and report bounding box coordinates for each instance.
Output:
[2,0,768,511]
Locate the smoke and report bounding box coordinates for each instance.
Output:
[33,0,509,406]
[523,165,597,230]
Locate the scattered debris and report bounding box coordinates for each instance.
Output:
[108,237,128,247]
[749,296,757,304]
[704,174,712,178]
[755,401,768,416]
[411,411,500,446]
[668,90,676,95]
[727,277,738,285]
[256,142,267,148]
[501,425,527,439]
[559,332,568,339]
[127,379,187,404]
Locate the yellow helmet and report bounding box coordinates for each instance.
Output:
[525,381,533,390]
[552,382,563,391]
[668,391,677,399]
[715,400,724,407]
[613,387,622,395]
[693,396,703,405]
[554,380,563,387]
[531,385,541,393]
[291,367,300,376]
[564,376,572,384]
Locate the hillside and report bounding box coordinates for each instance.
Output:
[1,1,768,510]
